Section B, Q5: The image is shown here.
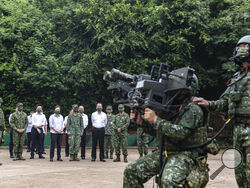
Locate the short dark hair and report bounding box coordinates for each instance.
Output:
[36,104,42,108]
[55,105,60,109]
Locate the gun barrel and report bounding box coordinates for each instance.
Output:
[110,68,134,82]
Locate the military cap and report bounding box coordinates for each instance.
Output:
[118,104,124,108]
[72,104,78,108]
[16,103,23,107]
[106,105,113,110]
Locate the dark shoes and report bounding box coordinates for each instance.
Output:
[30,156,34,159]
[81,157,85,160]
[39,155,45,159]
[50,159,53,162]
[10,155,14,158]
[91,158,96,162]
[113,156,121,162]
[124,156,128,163]
[57,158,63,161]
[100,159,106,162]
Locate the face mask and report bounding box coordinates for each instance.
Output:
[73,108,78,113]
[79,109,84,113]
[37,109,42,113]
[55,110,60,114]
[118,108,124,112]
[18,107,23,111]
[106,109,111,113]
[97,107,102,112]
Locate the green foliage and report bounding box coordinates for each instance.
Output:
[0,0,249,120]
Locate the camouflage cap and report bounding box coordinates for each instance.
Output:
[72,104,78,108]
[106,105,112,110]
[118,104,124,108]
[16,103,23,107]
[0,97,3,103]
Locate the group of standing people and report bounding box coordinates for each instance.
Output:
[0,101,150,164]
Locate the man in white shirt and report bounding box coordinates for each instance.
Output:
[91,103,107,162]
[49,105,64,162]
[30,104,46,159]
[79,105,88,160]
[41,117,48,154]
[64,109,72,157]
[26,109,34,152]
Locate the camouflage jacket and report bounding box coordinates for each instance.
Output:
[66,113,83,135]
[0,108,5,131]
[105,114,115,135]
[113,112,130,135]
[10,112,28,131]
[137,127,149,137]
[208,70,250,124]
[141,102,208,156]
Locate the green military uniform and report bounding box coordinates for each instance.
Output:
[66,111,83,161]
[0,97,5,165]
[208,70,250,188]
[104,114,115,158]
[113,110,130,162]
[10,104,28,160]
[137,127,149,157]
[124,102,209,188]
[207,35,250,188]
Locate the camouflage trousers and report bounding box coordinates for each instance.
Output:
[113,133,128,156]
[104,135,114,155]
[13,131,25,157]
[123,150,209,188]
[233,124,250,188]
[69,134,81,155]
[137,132,149,156]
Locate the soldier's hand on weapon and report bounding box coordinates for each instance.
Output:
[130,109,143,125]
[37,128,41,134]
[144,108,158,124]
[117,128,121,133]
[192,97,209,107]
[68,132,71,136]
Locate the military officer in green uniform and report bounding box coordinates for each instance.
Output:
[104,105,115,159]
[124,73,210,188]
[10,103,28,161]
[0,97,6,165]
[194,35,250,188]
[113,104,130,163]
[137,127,149,158]
[66,104,83,161]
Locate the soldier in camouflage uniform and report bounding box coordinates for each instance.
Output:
[10,103,28,161]
[113,104,130,163]
[137,127,149,158]
[66,104,83,161]
[194,35,250,188]
[104,105,115,159]
[0,97,6,166]
[124,74,210,188]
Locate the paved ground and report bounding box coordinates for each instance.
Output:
[0,148,238,188]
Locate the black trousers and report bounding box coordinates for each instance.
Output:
[65,134,69,156]
[50,133,63,159]
[91,127,105,160]
[9,127,13,156]
[42,133,45,152]
[27,132,32,150]
[81,130,86,157]
[31,127,43,157]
